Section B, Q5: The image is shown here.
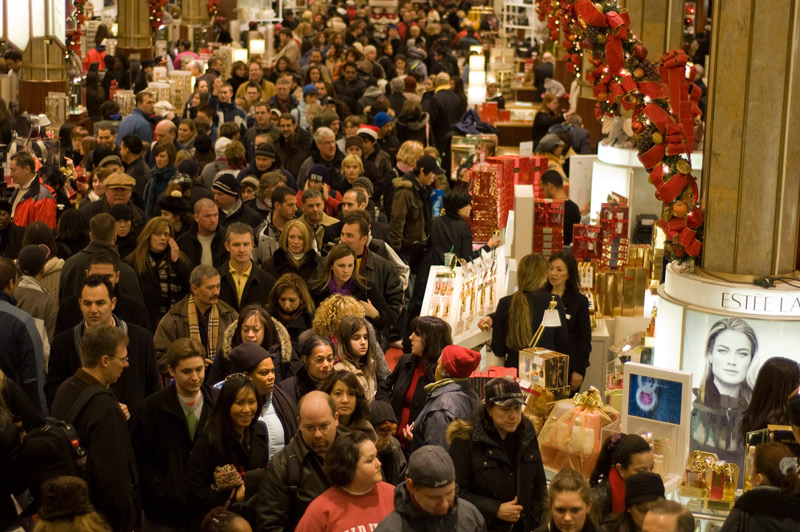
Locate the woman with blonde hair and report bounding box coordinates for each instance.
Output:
[488,253,568,369]
[261,218,320,282]
[533,468,599,532]
[384,140,425,217]
[341,153,365,188]
[125,216,191,331]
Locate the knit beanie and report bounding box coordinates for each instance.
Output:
[441,345,481,378]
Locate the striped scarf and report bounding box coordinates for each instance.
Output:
[149,253,182,317]
[188,295,219,361]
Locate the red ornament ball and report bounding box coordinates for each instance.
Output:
[632,120,644,133]
[633,45,648,60]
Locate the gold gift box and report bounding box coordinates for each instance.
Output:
[519,348,570,390]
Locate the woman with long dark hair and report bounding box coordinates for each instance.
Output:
[209,304,297,385]
[22,221,65,298]
[55,209,90,259]
[741,357,800,442]
[187,373,266,524]
[588,433,653,520]
[266,273,316,345]
[547,251,591,394]
[334,316,379,401]
[376,316,452,447]
[320,370,374,437]
[486,253,569,369]
[125,216,191,331]
[719,442,800,532]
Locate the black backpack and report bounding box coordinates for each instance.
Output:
[22,384,109,509]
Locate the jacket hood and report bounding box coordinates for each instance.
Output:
[392,482,459,522]
[446,418,473,445]
[221,316,293,364]
[734,487,800,521]
[44,257,65,275]
[391,173,416,190]
[395,111,429,130]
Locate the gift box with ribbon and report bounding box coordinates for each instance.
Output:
[573,224,602,260]
[469,163,501,241]
[538,388,621,476]
[600,203,629,240]
[470,366,518,400]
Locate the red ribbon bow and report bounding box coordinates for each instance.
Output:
[575,0,630,74]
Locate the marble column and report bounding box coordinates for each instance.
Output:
[182,0,209,26]
[619,0,683,60]
[117,0,153,61]
[18,39,68,115]
[700,0,800,276]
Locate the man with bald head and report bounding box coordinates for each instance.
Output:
[149,119,181,166]
[642,500,695,532]
[175,198,228,268]
[255,390,340,532]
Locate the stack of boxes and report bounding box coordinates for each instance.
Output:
[533,198,564,257]
[573,224,601,261]
[169,70,193,111]
[599,203,630,270]
[468,162,501,242]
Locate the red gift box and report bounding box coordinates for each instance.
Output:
[600,203,629,239]
[478,102,499,125]
[534,199,565,229]
[470,367,518,399]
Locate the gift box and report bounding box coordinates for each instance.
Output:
[478,102,498,125]
[573,225,601,260]
[519,347,570,390]
[470,367,518,400]
[595,270,624,317]
[535,198,565,228]
[469,163,501,241]
[600,203,629,239]
[678,450,717,500]
[600,236,629,270]
[538,388,621,476]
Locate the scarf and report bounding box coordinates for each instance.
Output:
[188,294,219,361]
[149,252,182,316]
[609,467,627,513]
[278,306,305,325]
[327,276,353,296]
[144,165,176,218]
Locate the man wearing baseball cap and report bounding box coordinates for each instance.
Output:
[375,445,486,531]
[388,153,443,260]
[409,345,481,453]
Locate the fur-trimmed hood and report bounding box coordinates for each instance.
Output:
[734,486,800,522]
[391,173,416,190]
[446,418,473,445]
[220,316,293,364]
[395,111,429,131]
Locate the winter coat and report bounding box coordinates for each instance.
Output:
[153,295,239,366]
[448,416,548,532]
[374,482,487,532]
[127,253,192,332]
[276,366,320,405]
[395,111,430,146]
[45,318,161,414]
[10,177,57,229]
[376,353,433,425]
[719,487,800,532]
[214,101,248,134]
[208,318,299,384]
[557,289,592,378]
[532,111,565,150]
[0,293,46,414]
[311,273,400,334]
[217,259,276,312]
[131,384,218,529]
[51,370,137,532]
[253,430,334,532]
[14,275,57,343]
[333,77,368,115]
[175,223,229,269]
[219,199,265,229]
[491,291,570,369]
[261,248,320,283]
[253,218,283,265]
[56,290,150,336]
[275,128,315,180]
[80,197,147,234]
[430,89,464,150]
[377,435,407,486]
[410,379,481,453]
[117,107,153,144]
[389,173,432,254]
[59,240,144,303]
[593,479,613,519]
[296,147,347,193]
[186,422,267,525]
[428,213,488,265]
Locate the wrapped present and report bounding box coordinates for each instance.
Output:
[469,163,501,241]
[535,198,565,229]
[595,270,624,317]
[709,461,738,502]
[519,347,569,390]
[538,388,621,476]
[601,236,629,270]
[600,203,629,239]
[573,224,601,260]
[470,367,517,400]
[678,450,717,499]
[478,102,498,125]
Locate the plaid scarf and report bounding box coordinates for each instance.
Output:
[188,295,219,361]
[149,253,182,317]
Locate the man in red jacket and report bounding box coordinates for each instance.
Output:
[9,152,57,229]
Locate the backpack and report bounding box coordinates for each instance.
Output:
[21,384,109,509]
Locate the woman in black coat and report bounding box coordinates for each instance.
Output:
[532,94,569,150]
[260,219,320,283]
[266,273,315,347]
[125,217,191,332]
[448,377,548,532]
[186,374,267,525]
[485,253,569,369]
[719,442,800,532]
[546,251,591,395]
[375,316,452,450]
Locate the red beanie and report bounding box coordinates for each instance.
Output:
[441,345,481,379]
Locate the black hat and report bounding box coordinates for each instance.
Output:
[158,193,192,214]
[38,476,95,520]
[178,158,201,178]
[229,342,270,374]
[17,244,50,276]
[415,154,445,176]
[255,143,277,159]
[212,172,240,197]
[625,472,665,507]
[369,400,397,426]
[308,164,331,185]
[352,176,374,196]
[0,200,11,213]
[109,203,133,221]
[484,377,525,406]
[407,446,456,489]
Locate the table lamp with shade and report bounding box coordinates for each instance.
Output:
[528,296,562,348]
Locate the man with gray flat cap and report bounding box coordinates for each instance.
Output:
[375,445,486,531]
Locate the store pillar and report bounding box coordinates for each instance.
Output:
[18,39,68,115]
[183,0,209,25]
[700,0,800,276]
[618,0,683,60]
[117,0,153,61]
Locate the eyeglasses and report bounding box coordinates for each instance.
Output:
[153,231,172,238]
[300,422,332,435]
[224,372,252,382]
[311,356,335,365]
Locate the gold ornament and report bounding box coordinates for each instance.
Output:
[676,159,691,174]
[651,132,664,144]
[594,2,604,13]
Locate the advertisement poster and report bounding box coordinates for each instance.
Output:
[681,310,800,477]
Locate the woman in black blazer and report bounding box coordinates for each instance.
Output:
[546,250,592,395]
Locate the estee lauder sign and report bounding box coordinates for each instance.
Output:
[664,265,800,318]
[720,293,800,314]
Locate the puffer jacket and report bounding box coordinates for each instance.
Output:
[409,379,481,453]
[207,318,299,384]
[388,173,432,254]
[719,487,800,532]
[11,177,57,229]
[395,111,430,146]
[448,416,548,532]
[374,482,487,532]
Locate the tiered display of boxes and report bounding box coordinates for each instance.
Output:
[169,70,193,111]
[533,198,565,257]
